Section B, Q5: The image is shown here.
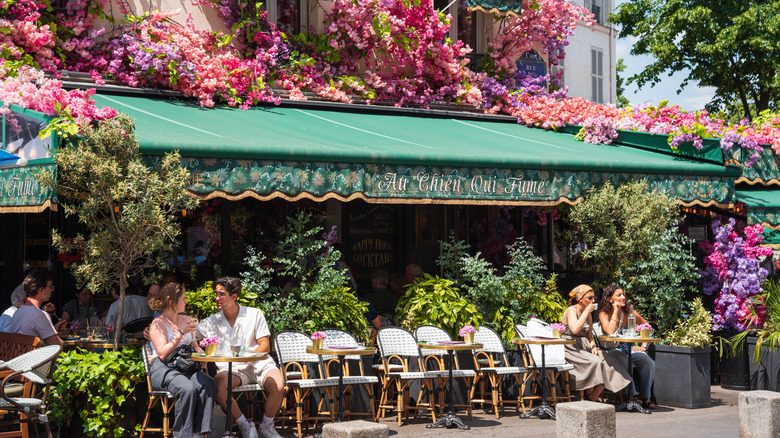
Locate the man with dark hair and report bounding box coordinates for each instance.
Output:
[364,269,398,314]
[61,286,105,324]
[197,277,284,438]
[105,283,154,330]
[10,269,66,346]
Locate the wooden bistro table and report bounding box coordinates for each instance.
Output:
[512,337,575,420]
[62,337,145,350]
[599,334,661,414]
[416,341,482,430]
[192,352,267,437]
[306,345,376,422]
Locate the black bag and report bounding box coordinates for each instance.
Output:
[163,344,199,374]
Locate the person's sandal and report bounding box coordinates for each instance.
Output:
[643,398,657,409]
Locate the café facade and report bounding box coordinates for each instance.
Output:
[0,91,745,296]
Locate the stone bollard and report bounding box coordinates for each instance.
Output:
[556,401,616,438]
[739,390,780,438]
[321,420,389,438]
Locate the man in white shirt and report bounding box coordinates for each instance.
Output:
[197,277,283,438]
[10,269,67,346]
[104,284,154,330]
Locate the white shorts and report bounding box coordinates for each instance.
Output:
[223,357,278,387]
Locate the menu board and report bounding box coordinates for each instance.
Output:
[347,204,397,273]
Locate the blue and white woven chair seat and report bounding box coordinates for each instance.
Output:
[386,370,441,380]
[327,375,379,385]
[234,383,264,393]
[480,366,525,375]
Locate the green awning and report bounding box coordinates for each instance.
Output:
[0,162,57,212]
[727,144,780,186]
[464,0,523,16]
[736,188,780,231]
[92,94,740,207]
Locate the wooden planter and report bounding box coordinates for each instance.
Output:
[653,344,712,409]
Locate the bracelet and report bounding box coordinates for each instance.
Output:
[178,329,184,335]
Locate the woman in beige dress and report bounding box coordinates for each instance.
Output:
[562,284,631,401]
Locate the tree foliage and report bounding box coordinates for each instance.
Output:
[611,0,780,120]
[39,114,199,348]
[568,180,699,333]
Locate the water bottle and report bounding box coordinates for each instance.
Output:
[627,313,636,335]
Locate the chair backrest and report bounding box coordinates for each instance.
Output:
[0,332,43,362]
[472,325,510,369]
[514,324,528,338]
[321,329,370,376]
[273,330,320,379]
[376,327,423,372]
[415,325,455,371]
[4,345,61,386]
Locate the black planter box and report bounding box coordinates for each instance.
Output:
[747,336,780,392]
[653,345,711,409]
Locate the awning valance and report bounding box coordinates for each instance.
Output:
[464,0,523,16]
[736,188,780,231]
[0,163,57,213]
[727,144,780,186]
[92,94,740,207]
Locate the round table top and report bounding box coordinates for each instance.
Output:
[599,335,661,343]
[62,338,145,349]
[511,337,575,345]
[306,346,376,355]
[191,352,268,362]
[416,342,483,351]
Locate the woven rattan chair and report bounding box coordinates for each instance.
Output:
[140,342,176,438]
[514,324,574,405]
[273,331,340,438]
[0,332,43,438]
[469,325,528,418]
[375,327,440,426]
[320,329,379,421]
[0,344,61,438]
[413,325,475,419]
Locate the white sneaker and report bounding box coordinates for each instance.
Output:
[240,421,258,438]
[257,422,283,438]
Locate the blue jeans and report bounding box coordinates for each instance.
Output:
[617,343,656,398]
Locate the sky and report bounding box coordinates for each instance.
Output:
[613,0,716,112]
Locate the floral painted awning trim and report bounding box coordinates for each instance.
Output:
[157,157,735,207]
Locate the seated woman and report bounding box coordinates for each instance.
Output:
[562,284,631,402]
[598,284,657,409]
[149,282,216,438]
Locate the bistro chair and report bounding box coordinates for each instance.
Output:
[320,329,379,421]
[273,331,340,438]
[470,325,528,418]
[140,342,176,438]
[0,344,61,438]
[413,325,475,419]
[375,327,440,426]
[0,332,43,438]
[514,324,574,406]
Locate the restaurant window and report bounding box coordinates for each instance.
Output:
[434,0,481,54]
[591,47,604,104]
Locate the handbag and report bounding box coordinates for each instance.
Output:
[526,319,566,365]
[163,344,199,374]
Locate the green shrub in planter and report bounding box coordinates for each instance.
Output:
[654,298,713,408]
[396,274,483,339]
[49,347,145,437]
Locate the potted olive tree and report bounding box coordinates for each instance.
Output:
[653,297,713,409]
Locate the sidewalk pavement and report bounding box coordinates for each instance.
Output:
[210,385,741,438]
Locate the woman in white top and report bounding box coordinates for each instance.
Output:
[597,284,657,409]
[149,282,215,438]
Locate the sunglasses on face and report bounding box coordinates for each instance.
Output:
[584,295,596,301]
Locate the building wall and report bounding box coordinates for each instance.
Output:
[563,0,617,104]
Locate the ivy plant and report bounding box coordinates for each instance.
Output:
[48,347,145,438]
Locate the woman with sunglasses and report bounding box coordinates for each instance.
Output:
[597,284,657,409]
[562,284,631,402]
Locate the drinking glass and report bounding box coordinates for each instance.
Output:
[231,345,242,357]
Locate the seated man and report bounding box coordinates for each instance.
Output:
[0,284,26,332]
[61,286,105,325]
[105,284,154,331]
[10,269,67,346]
[197,277,284,438]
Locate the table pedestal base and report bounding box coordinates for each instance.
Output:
[617,399,649,414]
[426,411,470,430]
[521,399,556,420]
